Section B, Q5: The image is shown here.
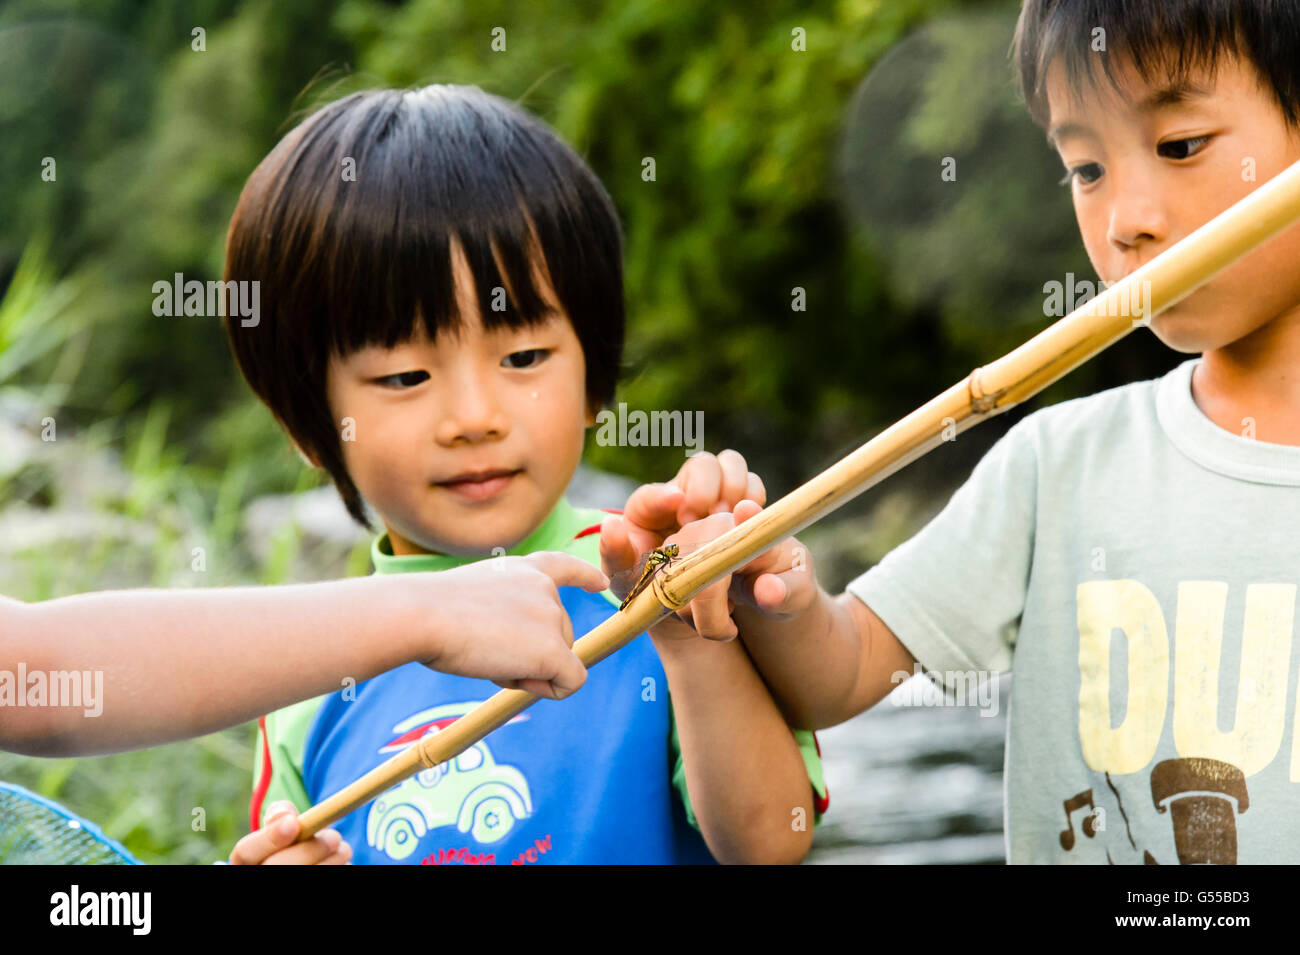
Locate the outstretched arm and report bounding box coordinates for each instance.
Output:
[0,552,604,756]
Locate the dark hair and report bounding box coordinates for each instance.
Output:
[1013,0,1300,131]
[223,85,625,527]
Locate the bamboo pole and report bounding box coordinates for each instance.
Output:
[296,156,1300,840]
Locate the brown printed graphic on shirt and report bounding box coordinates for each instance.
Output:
[1059,578,1292,863]
[1058,758,1248,864]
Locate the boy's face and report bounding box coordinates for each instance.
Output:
[1046,51,1300,352]
[323,243,597,557]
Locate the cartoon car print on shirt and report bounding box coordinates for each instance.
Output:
[366,702,533,860]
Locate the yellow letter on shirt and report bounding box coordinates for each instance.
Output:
[1173,582,1293,777]
[1077,580,1169,774]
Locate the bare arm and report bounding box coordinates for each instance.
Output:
[0,579,430,756]
[735,586,917,730]
[653,625,814,865]
[0,553,602,756]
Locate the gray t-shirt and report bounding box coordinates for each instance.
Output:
[846,357,1300,864]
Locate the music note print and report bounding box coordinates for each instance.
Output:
[1059,790,1099,851]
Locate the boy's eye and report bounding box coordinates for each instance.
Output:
[375,370,430,388]
[1156,135,1211,161]
[1058,162,1103,188]
[1057,135,1211,188]
[502,349,548,369]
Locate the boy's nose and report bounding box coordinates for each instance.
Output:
[435,373,510,445]
[1106,178,1168,255]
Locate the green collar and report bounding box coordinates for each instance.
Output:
[370,496,585,574]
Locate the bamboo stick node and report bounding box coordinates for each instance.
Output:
[417,736,442,770]
[967,367,1002,413]
[651,572,688,612]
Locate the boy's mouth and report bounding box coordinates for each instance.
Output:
[436,468,521,501]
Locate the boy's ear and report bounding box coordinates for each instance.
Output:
[584,399,600,428]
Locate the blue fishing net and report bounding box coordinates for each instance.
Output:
[0,781,140,864]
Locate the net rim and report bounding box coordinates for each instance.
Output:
[0,780,142,865]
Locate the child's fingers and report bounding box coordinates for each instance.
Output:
[264,799,297,822]
[316,843,354,865]
[732,542,815,618]
[229,806,346,866]
[681,576,738,641]
[710,449,753,514]
[228,803,301,864]
[678,450,763,520]
[502,605,586,700]
[510,676,578,699]
[660,512,740,640]
[752,571,789,609]
[598,515,638,579]
[540,609,587,699]
[525,675,583,702]
[729,501,788,580]
[725,504,813,616]
[528,551,610,595]
[259,829,346,866]
[675,452,722,523]
[622,483,687,535]
[729,569,800,620]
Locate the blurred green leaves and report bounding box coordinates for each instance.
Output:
[0,238,89,397]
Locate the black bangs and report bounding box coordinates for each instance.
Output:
[311,88,563,357]
[1013,0,1300,130]
[223,84,625,527]
[256,84,621,364]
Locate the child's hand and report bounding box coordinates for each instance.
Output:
[227,802,351,865]
[423,553,605,700]
[599,449,766,625]
[602,501,818,641]
[617,450,766,542]
[602,510,742,640]
[602,449,775,641]
[724,501,821,622]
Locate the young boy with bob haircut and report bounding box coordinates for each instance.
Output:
[607,0,1300,863]
[223,84,825,865]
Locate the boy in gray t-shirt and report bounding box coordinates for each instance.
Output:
[849,357,1300,863]
[601,0,1300,863]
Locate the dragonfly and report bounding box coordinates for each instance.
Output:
[617,543,680,611]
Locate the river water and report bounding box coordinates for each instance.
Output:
[804,674,1011,865]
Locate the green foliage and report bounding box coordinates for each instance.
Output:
[0,238,95,403]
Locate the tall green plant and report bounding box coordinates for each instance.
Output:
[0,238,94,403]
